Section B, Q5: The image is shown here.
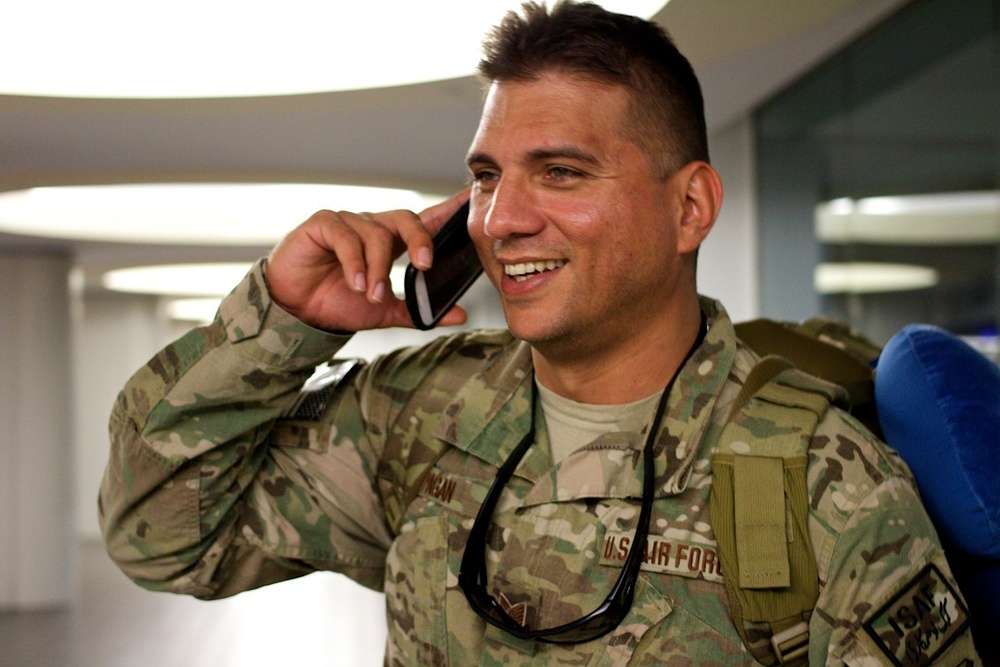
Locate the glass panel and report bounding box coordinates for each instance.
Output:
[755,0,999,359]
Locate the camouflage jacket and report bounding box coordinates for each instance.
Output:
[100,260,981,666]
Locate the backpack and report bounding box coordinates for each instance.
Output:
[734,318,881,436]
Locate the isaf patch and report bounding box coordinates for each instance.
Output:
[863,564,970,667]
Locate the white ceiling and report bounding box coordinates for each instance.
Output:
[0,0,910,290]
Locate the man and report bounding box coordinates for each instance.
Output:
[100,2,981,664]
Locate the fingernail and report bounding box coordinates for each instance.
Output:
[353,273,366,292]
[372,281,386,303]
[417,248,433,270]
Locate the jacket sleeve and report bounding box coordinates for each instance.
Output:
[806,411,982,665]
[98,260,392,598]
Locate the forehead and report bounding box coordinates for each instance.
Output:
[470,73,632,154]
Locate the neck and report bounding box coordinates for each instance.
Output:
[532,298,704,405]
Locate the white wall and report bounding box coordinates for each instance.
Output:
[0,254,75,609]
[700,116,759,323]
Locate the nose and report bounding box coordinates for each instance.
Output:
[482,176,542,240]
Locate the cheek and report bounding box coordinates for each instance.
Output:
[605,207,676,276]
[590,203,647,256]
[552,201,608,248]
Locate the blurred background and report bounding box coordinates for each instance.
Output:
[0,0,997,664]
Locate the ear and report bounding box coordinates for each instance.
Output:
[674,161,723,255]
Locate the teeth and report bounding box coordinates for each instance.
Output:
[504,259,566,282]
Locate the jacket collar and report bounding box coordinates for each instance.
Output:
[432,298,738,499]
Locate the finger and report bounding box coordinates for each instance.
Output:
[355,212,398,304]
[437,305,469,328]
[308,210,368,293]
[380,297,467,330]
[387,208,435,272]
[402,190,472,269]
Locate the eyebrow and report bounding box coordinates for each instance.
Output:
[466,145,601,169]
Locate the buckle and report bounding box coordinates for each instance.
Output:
[771,621,809,666]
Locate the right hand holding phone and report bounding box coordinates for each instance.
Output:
[265,191,470,333]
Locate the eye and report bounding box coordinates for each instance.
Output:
[469,167,499,191]
[546,165,584,181]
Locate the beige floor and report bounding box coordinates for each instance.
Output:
[0,541,387,667]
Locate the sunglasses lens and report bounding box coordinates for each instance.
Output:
[534,606,625,644]
[461,551,633,644]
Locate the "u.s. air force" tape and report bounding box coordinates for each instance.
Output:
[599,530,724,583]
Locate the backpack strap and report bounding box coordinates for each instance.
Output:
[711,356,839,665]
[734,318,880,436]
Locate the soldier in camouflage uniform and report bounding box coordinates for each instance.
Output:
[100,2,982,665]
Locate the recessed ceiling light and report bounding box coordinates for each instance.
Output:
[814,262,939,294]
[105,262,412,299]
[0,183,443,245]
[1,1,667,98]
[164,298,225,324]
[103,263,255,296]
[816,191,1000,245]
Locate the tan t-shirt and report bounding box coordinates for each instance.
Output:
[536,381,663,463]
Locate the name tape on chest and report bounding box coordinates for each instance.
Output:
[600,531,724,583]
[862,564,970,667]
[421,469,459,505]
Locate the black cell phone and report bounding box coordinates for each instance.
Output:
[404,201,483,330]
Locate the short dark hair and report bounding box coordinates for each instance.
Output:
[478,1,709,175]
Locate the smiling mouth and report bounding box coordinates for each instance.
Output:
[503,259,567,283]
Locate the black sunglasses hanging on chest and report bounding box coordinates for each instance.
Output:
[458,318,706,644]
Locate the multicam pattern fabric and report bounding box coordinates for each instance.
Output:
[100,259,982,665]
